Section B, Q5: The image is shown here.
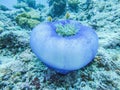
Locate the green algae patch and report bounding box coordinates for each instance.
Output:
[15,10,40,29]
[27,19,40,29]
[27,10,40,20]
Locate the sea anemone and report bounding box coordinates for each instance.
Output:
[30,20,98,74]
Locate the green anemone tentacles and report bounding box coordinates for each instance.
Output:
[56,24,79,37]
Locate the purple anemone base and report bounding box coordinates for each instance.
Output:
[30,20,98,74]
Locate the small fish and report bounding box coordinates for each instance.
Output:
[47,16,52,22]
[65,12,70,19]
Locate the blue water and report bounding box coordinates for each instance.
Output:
[0,0,17,9]
[0,0,48,9]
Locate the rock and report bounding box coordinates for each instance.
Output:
[0,21,4,27]
[17,0,36,8]
[68,0,80,12]
[13,2,31,11]
[0,21,4,33]
[27,19,40,28]
[27,10,40,20]
[0,31,29,54]
[0,27,3,33]
[15,10,40,29]
[26,0,36,8]
[0,5,9,11]
[48,0,66,17]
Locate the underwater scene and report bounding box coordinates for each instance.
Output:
[0,0,120,89]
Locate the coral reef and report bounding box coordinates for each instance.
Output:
[15,10,40,29]
[17,0,36,8]
[0,4,9,11]
[13,2,31,11]
[48,0,66,17]
[0,0,120,89]
[25,0,36,8]
[68,0,80,12]
[0,21,4,33]
[0,31,29,54]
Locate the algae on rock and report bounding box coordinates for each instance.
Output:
[15,10,40,29]
[27,19,40,29]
